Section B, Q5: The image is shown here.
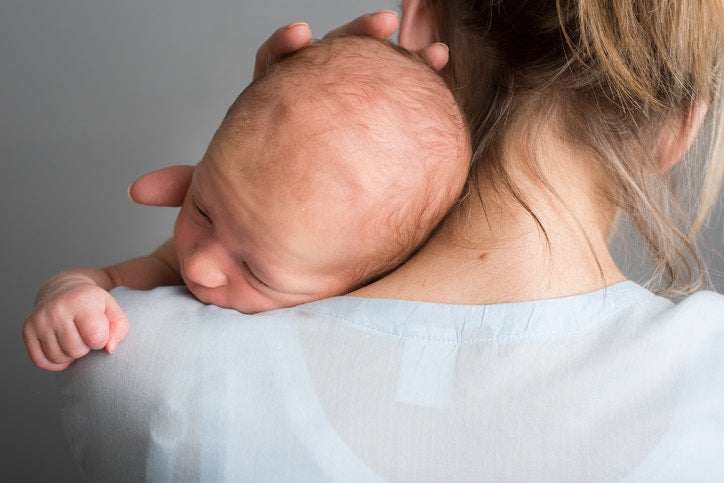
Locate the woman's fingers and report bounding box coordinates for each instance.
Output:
[128,165,195,207]
[324,12,447,70]
[129,17,445,210]
[323,10,399,40]
[254,22,313,80]
[253,11,399,80]
[419,43,449,71]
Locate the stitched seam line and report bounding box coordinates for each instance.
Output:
[297,302,641,344]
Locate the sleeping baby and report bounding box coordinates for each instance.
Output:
[23,35,470,371]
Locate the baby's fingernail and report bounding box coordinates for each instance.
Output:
[285,22,309,30]
[126,183,133,201]
[375,10,398,17]
[106,339,119,354]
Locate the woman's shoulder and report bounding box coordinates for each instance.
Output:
[671,289,724,314]
[64,285,724,480]
[646,289,724,336]
[110,285,313,330]
[109,283,723,333]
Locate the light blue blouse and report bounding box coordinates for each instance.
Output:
[60,283,724,481]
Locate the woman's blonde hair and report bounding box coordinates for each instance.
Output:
[426,0,724,296]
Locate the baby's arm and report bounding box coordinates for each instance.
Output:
[22,241,181,371]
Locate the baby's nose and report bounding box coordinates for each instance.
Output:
[184,251,228,289]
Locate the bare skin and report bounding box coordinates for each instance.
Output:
[24,6,699,372]
[350,136,628,304]
[132,2,701,308]
[132,7,632,308]
[22,10,454,371]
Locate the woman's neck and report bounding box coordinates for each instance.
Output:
[352,144,626,305]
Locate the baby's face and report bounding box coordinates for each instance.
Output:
[173,125,365,314]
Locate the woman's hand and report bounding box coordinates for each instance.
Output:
[254,10,449,79]
[254,11,396,79]
[128,165,195,207]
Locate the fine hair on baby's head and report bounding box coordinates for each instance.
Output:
[215,35,470,288]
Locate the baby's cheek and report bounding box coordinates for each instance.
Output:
[223,279,280,314]
[184,282,227,309]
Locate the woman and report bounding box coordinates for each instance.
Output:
[61,1,724,480]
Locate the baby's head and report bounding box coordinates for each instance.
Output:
[174,35,470,313]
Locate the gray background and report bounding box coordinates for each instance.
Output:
[1,1,721,480]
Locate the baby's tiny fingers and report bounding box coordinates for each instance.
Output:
[104,295,130,354]
[55,319,92,360]
[38,331,74,366]
[22,329,53,370]
[75,309,110,351]
[27,336,71,371]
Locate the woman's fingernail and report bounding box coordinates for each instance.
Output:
[285,22,309,30]
[434,42,450,53]
[365,10,397,19]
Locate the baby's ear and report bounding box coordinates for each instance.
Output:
[128,165,196,207]
[657,101,708,172]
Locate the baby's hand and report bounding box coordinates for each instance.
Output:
[22,273,129,371]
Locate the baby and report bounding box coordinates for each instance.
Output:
[23,35,470,370]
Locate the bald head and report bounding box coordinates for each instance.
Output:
[211,35,471,283]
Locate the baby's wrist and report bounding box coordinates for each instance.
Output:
[35,271,102,307]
